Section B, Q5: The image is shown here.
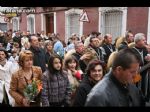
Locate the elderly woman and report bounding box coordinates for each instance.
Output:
[9,50,42,107]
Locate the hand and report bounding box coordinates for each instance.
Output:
[145,55,150,62]
[80,53,91,60]
[22,98,30,107]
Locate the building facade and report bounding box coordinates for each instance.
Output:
[0,14,7,31]
[7,7,150,43]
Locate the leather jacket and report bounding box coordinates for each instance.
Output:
[85,71,145,106]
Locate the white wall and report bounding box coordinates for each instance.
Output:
[147,7,150,44]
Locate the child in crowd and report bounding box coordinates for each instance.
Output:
[63,55,83,105]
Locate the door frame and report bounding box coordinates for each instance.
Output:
[41,12,56,34]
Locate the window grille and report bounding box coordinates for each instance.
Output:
[13,18,19,31]
[101,10,123,43]
[27,17,34,34]
[68,13,80,37]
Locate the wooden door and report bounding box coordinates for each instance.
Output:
[46,13,54,35]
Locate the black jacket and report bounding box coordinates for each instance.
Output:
[132,46,149,99]
[73,75,96,106]
[72,52,87,73]
[0,36,7,47]
[85,72,145,106]
[89,45,104,62]
[13,36,21,48]
[101,44,116,63]
[29,46,46,72]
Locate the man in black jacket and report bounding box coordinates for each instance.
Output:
[13,31,22,48]
[89,36,104,62]
[72,41,88,73]
[0,32,7,48]
[29,35,46,72]
[85,48,145,106]
[101,34,116,63]
[132,33,150,102]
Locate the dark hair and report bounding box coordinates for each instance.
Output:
[48,54,63,74]
[29,35,39,43]
[118,43,128,51]
[74,41,83,48]
[104,34,109,39]
[0,48,8,59]
[86,60,106,76]
[112,48,141,70]
[47,55,64,81]
[125,30,133,40]
[96,32,101,37]
[64,55,79,70]
[89,36,98,43]
[44,41,54,51]
[77,37,80,41]
[91,31,98,36]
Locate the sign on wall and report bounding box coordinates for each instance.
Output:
[79,10,90,22]
[5,12,17,17]
[4,17,10,22]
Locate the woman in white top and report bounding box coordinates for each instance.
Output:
[8,48,19,70]
[0,48,19,107]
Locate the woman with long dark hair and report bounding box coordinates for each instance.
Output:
[41,55,71,107]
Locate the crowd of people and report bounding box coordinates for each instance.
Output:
[0,29,150,107]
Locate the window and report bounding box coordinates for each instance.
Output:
[13,17,19,31]
[147,7,150,44]
[100,7,127,43]
[68,13,80,37]
[27,14,35,34]
[65,9,83,43]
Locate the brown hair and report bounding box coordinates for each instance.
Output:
[19,50,33,67]
[63,55,79,70]
[44,41,54,52]
[86,60,106,76]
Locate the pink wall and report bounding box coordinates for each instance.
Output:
[56,10,65,41]
[35,14,41,33]
[7,7,149,42]
[55,8,99,40]
[127,7,149,37]
[7,13,27,32]
[20,13,27,32]
[35,7,43,33]
[83,7,99,36]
